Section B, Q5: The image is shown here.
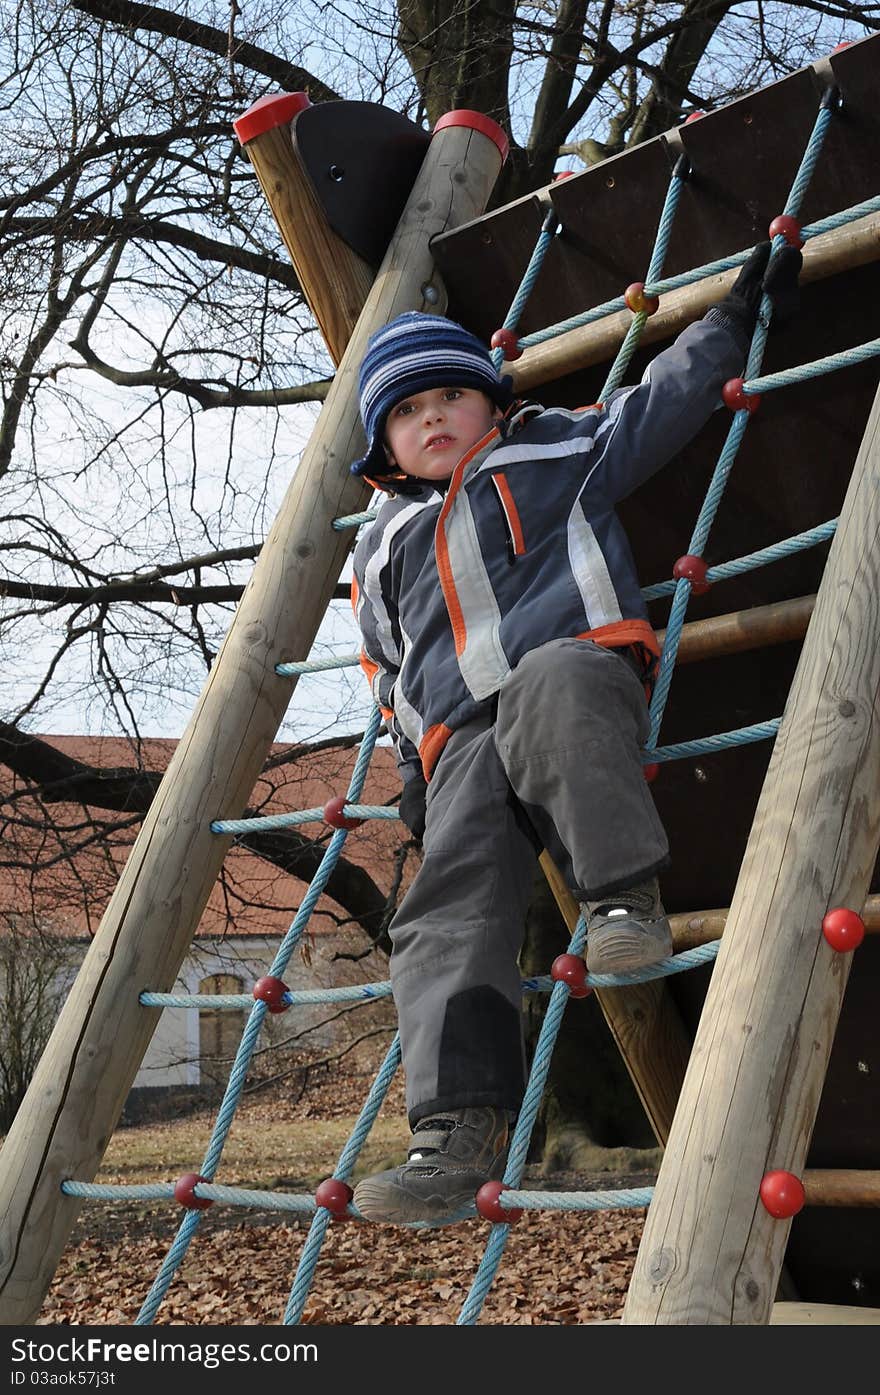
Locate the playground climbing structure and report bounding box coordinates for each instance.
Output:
[1,33,879,1326]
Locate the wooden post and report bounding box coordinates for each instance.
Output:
[622,379,880,1324]
[233,93,375,364]
[0,112,507,1325]
[540,854,690,1145]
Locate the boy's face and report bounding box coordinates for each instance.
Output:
[383,386,501,482]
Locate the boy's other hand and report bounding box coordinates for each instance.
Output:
[399,773,428,842]
[762,243,803,328]
[719,240,803,338]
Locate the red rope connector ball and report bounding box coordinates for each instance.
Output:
[253,975,291,1013]
[722,378,761,414]
[624,282,659,316]
[672,554,711,596]
[315,1177,354,1217]
[822,907,865,953]
[553,169,575,180]
[174,1173,213,1210]
[490,328,522,361]
[475,1180,523,1224]
[683,111,705,124]
[323,795,364,829]
[768,214,804,249]
[643,762,660,784]
[759,1170,805,1219]
[550,953,591,998]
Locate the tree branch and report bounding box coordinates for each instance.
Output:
[70,0,342,103]
[5,215,302,292]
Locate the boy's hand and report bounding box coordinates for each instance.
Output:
[762,242,803,327]
[399,773,428,842]
[717,240,803,339]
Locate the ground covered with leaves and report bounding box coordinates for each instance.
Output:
[39,1051,653,1327]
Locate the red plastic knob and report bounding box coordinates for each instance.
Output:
[822,907,865,953]
[315,1177,354,1217]
[475,1180,523,1224]
[490,327,522,361]
[683,111,705,124]
[722,377,761,414]
[551,953,591,999]
[643,762,660,783]
[672,554,710,596]
[252,975,291,1013]
[174,1173,213,1210]
[553,169,575,180]
[831,41,852,52]
[759,1170,805,1219]
[768,214,804,249]
[323,795,364,829]
[624,282,659,316]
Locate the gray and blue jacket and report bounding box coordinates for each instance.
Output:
[352,314,744,784]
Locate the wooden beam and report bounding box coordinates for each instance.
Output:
[540,854,690,1147]
[803,1170,880,1207]
[658,594,816,665]
[622,377,880,1324]
[510,212,880,392]
[669,894,880,951]
[235,93,375,364]
[770,1302,880,1324]
[0,115,506,1326]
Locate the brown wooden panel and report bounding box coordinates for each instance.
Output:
[434,36,880,348]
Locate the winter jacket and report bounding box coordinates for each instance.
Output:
[351,314,744,784]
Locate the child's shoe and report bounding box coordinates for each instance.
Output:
[583,876,673,975]
[352,1106,510,1224]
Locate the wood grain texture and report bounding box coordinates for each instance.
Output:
[242,121,374,363]
[0,121,504,1325]
[622,379,880,1324]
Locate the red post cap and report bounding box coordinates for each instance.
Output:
[233,92,311,145]
[822,907,865,953]
[432,111,509,164]
[759,1170,805,1219]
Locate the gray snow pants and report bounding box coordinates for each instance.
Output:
[389,637,670,1125]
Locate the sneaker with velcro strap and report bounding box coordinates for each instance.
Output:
[583,876,674,976]
[352,1105,510,1225]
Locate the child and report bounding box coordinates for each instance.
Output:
[348,244,801,1224]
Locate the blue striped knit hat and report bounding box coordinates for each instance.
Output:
[350,312,513,477]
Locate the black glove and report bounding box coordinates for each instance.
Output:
[398,773,428,842]
[712,240,803,347]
